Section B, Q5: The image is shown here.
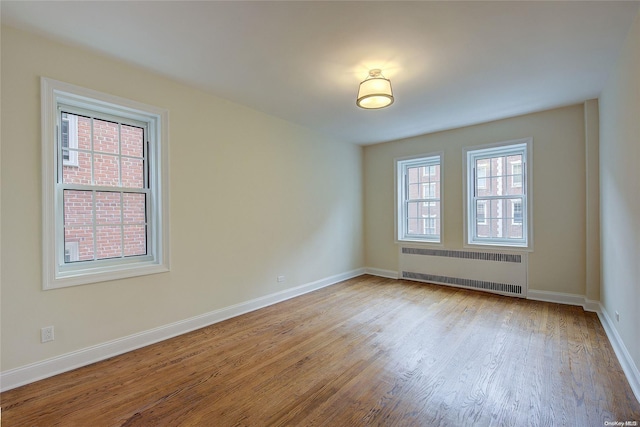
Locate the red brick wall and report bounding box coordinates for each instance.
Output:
[63,115,146,262]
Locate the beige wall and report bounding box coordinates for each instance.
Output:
[364,104,588,295]
[599,9,640,375]
[0,26,363,371]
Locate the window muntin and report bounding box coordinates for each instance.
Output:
[466,140,529,247]
[42,77,169,289]
[397,155,442,242]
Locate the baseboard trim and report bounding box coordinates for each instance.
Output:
[597,304,640,403]
[0,268,366,392]
[527,289,588,308]
[365,267,399,279]
[527,289,640,403]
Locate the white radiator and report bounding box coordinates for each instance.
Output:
[399,247,528,298]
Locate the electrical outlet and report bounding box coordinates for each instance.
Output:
[615,311,620,322]
[277,275,285,283]
[41,326,55,343]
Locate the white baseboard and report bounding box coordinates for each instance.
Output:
[527,289,589,308]
[0,268,366,392]
[527,289,640,403]
[365,267,399,279]
[597,304,640,403]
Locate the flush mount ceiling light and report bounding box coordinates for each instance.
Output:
[356,69,394,109]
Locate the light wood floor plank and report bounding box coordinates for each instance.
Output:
[2,275,639,426]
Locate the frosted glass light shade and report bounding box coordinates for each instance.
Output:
[357,69,394,109]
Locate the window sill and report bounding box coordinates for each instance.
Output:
[45,262,169,290]
[464,242,533,253]
[396,239,443,247]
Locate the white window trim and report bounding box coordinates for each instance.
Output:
[463,138,533,250]
[42,77,170,290]
[395,152,443,244]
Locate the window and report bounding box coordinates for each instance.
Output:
[465,139,531,248]
[42,78,170,289]
[396,154,442,242]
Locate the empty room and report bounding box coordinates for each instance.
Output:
[1,1,639,425]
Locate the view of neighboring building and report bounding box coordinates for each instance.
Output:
[61,112,147,263]
[474,154,524,240]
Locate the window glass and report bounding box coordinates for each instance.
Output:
[397,155,441,242]
[466,140,530,248]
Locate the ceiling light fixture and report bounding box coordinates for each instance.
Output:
[356,69,394,109]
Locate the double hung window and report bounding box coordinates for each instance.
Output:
[42,78,170,289]
[396,154,442,243]
[465,139,531,248]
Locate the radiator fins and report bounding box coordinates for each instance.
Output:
[401,271,522,295]
[401,247,522,263]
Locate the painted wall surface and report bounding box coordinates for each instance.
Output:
[599,9,640,376]
[364,105,587,295]
[0,26,364,371]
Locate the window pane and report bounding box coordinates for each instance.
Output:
[509,157,523,191]
[408,183,420,200]
[64,190,93,226]
[124,225,146,256]
[408,167,419,184]
[428,201,441,219]
[407,217,419,235]
[407,202,419,219]
[474,197,524,240]
[96,191,121,225]
[78,115,92,150]
[122,157,144,188]
[488,176,506,196]
[94,153,120,187]
[65,226,94,261]
[123,193,146,224]
[96,226,122,259]
[93,119,119,154]
[121,125,144,157]
[63,151,92,184]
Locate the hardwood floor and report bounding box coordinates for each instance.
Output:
[2,275,639,426]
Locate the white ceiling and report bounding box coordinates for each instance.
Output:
[2,1,639,145]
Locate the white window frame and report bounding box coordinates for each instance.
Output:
[395,153,442,243]
[464,138,532,249]
[42,77,170,290]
